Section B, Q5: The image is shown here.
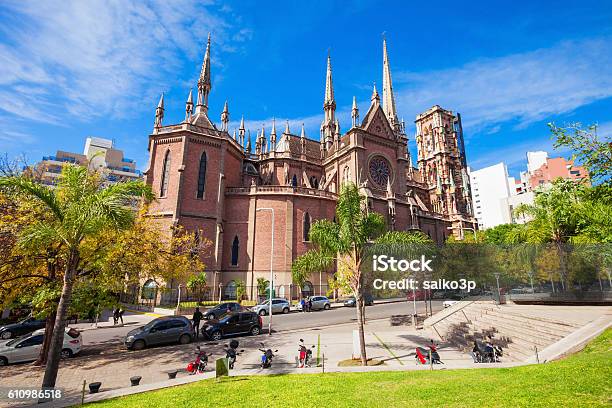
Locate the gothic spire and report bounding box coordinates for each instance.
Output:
[351,96,359,127]
[285,120,290,135]
[322,52,336,141]
[371,83,380,104]
[185,89,193,122]
[221,100,229,131]
[382,37,399,128]
[300,123,306,139]
[245,130,251,154]
[238,115,245,146]
[324,52,335,105]
[196,33,212,114]
[270,118,277,146]
[154,93,164,129]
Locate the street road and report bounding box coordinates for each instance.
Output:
[77,300,443,354]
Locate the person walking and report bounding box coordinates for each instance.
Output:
[112,307,119,325]
[118,307,125,325]
[192,307,203,338]
[300,298,306,313]
[307,297,313,312]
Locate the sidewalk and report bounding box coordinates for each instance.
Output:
[66,310,157,332]
[29,320,521,408]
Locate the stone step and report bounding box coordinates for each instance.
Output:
[465,314,566,344]
[461,308,576,338]
[469,318,562,346]
[473,306,580,331]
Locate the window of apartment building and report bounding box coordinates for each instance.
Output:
[160,150,171,197]
[231,236,239,266]
[303,212,311,241]
[197,152,207,199]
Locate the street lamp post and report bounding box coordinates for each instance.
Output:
[493,272,501,304]
[256,207,275,336]
[176,284,184,316]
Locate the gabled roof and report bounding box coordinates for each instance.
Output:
[361,102,395,140]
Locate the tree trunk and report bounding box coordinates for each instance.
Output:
[360,296,366,325]
[556,242,567,291]
[42,252,78,389]
[355,291,367,365]
[34,310,56,366]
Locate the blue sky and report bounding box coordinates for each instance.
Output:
[0,0,611,178]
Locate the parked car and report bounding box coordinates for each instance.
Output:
[0,317,46,340]
[204,302,243,320]
[343,294,374,307]
[202,311,262,341]
[0,328,81,366]
[251,298,290,316]
[125,316,193,351]
[297,296,331,311]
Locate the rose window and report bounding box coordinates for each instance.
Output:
[369,156,391,187]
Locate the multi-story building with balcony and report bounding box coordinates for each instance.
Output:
[38,137,141,185]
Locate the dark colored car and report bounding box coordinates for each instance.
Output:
[204,302,243,320]
[124,316,193,350]
[0,317,46,340]
[343,294,374,307]
[202,311,262,341]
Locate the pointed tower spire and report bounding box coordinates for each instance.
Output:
[238,115,246,146]
[233,129,237,141]
[322,51,336,143]
[351,96,359,127]
[270,118,277,147]
[185,89,193,122]
[154,93,164,129]
[245,130,252,154]
[300,123,306,153]
[196,33,212,114]
[382,37,399,130]
[371,83,380,104]
[221,100,229,131]
[284,120,290,135]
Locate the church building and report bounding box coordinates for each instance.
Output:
[144,35,476,300]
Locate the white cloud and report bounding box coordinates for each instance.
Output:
[0,0,242,123]
[392,37,612,135]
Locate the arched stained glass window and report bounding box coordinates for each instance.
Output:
[231,236,239,266]
[197,152,207,199]
[160,150,171,197]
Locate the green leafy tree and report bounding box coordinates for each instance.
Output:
[0,165,152,389]
[256,278,269,299]
[549,122,611,184]
[235,279,247,301]
[292,183,385,365]
[187,272,207,299]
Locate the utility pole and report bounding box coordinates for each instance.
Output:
[257,207,275,335]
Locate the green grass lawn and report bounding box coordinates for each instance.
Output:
[93,329,611,408]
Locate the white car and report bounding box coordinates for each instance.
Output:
[443,300,459,308]
[0,327,82,366]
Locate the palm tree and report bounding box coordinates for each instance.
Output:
[292,183,385,365]
[514,179,582,290]
[0,166,151,389]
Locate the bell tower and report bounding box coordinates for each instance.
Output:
[415,106,475,235]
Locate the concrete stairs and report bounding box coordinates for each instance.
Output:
[426,301,582,362]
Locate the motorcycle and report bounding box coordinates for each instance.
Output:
[187,346,212,375]
[415,341,443,365]
[224,340,244,369]
[259,343,279,369]
[298,343,316,368]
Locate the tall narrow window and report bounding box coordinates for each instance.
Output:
[197,151,207,199]
[303,212,311,241]
[292,174,298,187]
[160,150,171,197]
[231,235,239,266]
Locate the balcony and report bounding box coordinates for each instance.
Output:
[226,185,337,200]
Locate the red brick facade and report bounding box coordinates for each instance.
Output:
[143,39,476,299]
